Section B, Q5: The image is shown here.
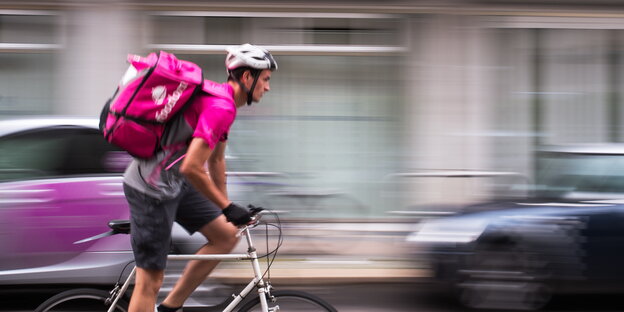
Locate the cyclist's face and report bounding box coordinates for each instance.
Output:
[250,70,272,103]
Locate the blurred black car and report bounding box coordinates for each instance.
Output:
[407,144,624,310]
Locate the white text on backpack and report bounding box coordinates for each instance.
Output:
[155,81,189,122]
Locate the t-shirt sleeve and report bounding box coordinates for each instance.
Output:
[193,106,235,150]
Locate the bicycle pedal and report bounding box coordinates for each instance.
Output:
[268,306,279,312]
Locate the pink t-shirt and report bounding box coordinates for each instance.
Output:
[123,81,237,199]
[185,81,237,149]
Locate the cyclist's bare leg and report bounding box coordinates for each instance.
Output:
[130,267,165,312]
[161,214,239,308]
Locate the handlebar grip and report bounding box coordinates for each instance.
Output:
[234,206,265,237]
[248,205,264,217]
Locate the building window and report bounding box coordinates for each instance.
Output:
[147,12,406,55]
[0,11,60,115]
[0,12,60,51]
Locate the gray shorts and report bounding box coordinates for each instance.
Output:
[123,182,222,270]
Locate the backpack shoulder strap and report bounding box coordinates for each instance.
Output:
[202,80,231,99]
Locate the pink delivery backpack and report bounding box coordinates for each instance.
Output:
[99,51,203,159]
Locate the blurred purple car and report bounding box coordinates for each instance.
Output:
[0,117,133,286]
[0,117,299,309]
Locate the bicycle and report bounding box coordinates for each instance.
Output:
[34,208,338,312]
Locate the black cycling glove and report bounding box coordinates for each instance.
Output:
[223,203,252,226]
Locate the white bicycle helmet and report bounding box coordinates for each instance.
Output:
[225,43,277,105]
[225,43,278,71]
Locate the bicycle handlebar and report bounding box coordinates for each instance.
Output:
[236,206,265,237]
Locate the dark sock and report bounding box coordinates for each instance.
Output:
[157,304,182,312]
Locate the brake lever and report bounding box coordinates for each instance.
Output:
[235,206,265,237]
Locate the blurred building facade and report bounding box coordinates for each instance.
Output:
[1,0,624,218]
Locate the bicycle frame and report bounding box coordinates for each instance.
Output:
[107,225,271,312]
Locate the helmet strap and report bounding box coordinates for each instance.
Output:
[229,69,261,106]
[246,70,262,106]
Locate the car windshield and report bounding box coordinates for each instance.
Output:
[535,152,624,199]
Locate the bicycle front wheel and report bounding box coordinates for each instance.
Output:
[238,290,337,312]
[35,288,129,312]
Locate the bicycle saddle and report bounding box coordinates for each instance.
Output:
[108,219,131,234]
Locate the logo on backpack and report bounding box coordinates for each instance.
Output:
[152,86,167,105]
[155,81,189,122]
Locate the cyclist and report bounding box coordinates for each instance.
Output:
[122,43,278,312]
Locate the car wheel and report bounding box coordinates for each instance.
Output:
[457,240,551,311]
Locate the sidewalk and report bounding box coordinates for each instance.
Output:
[210,257,430,285]
[204,221,429,285]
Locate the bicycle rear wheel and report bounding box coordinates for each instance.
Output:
[237,290,337,312]
[35,288,129,312]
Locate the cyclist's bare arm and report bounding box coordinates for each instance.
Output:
[208,141,227,198]
[180,137,229,209]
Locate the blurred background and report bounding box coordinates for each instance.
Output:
[2,0,624,311]
[4,0,624,215]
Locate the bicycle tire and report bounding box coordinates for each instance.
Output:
[35,288,129,312]
[237,290,337,312]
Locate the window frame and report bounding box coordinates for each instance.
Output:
[0,125,125,182]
